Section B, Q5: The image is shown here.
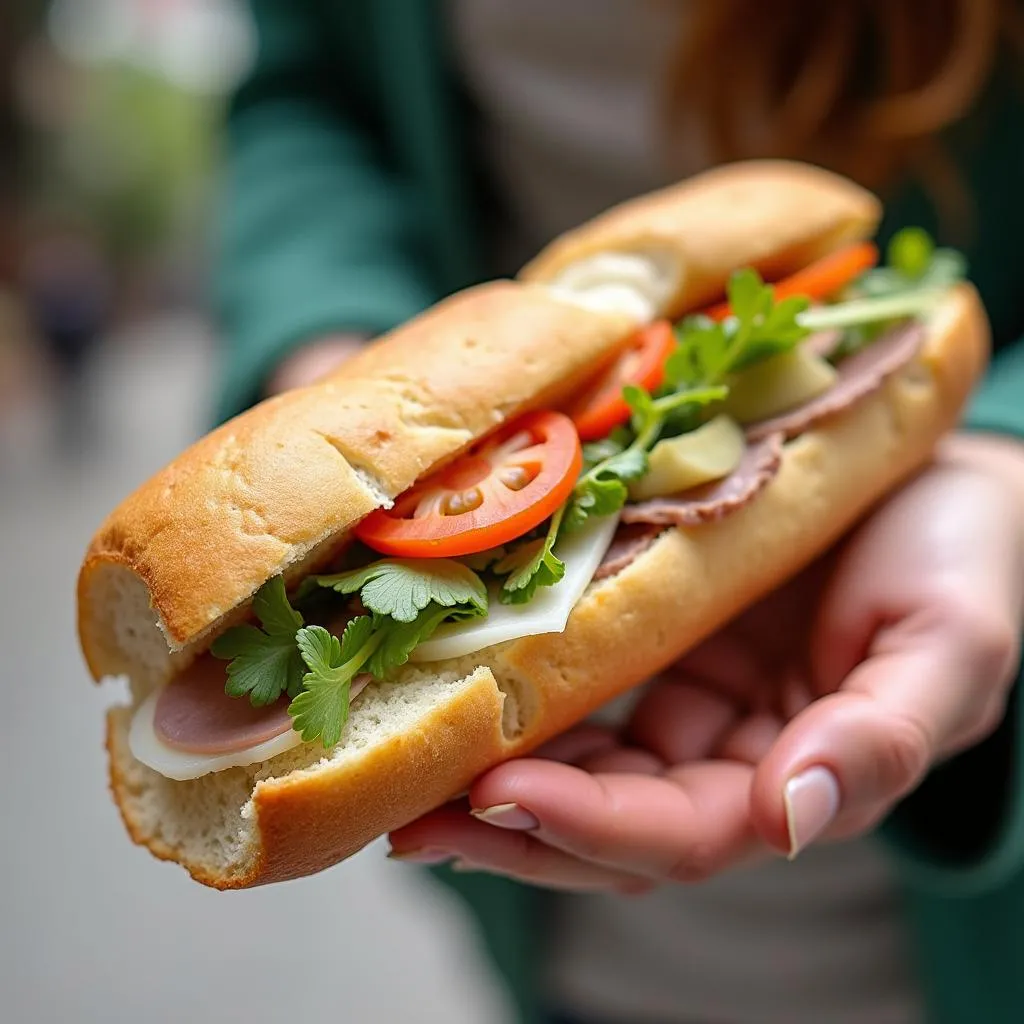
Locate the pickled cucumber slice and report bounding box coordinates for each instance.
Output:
[721,347,838,424]
[628,415,746,501]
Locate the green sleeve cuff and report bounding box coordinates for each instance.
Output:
[882,688,1024,897]
[961,341,1024,441]
[211,95,439,423]
[881,340,1024,895]
[212,265,435,425]
[426,867,546,1024]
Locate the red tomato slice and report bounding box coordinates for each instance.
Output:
[567,321,676,442]
[354,411,582,558]
[703,242,880,321]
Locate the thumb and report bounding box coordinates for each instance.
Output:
[750,612,1016,857]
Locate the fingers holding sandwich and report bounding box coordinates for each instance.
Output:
[388,799,654,894]
[750,442,1024,857]
[389,743,762,889]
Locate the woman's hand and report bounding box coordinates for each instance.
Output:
[387,434,1024,893]
[264,333,367,396]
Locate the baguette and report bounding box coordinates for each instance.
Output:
[78,161,990,888]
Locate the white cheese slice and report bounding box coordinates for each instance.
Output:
[128,689,306,780]
[410,512,621,663]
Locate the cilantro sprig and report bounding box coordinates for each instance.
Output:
[491,506,567,605]
[289,618,380,747]
[563,268,805,531]
[301,557,487,621]
[209,577,307,706]
[212,560,489,747]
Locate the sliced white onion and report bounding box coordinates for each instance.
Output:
[410,512,621,663]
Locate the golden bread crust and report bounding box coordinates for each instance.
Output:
[79,282,634,673]
[520,160,882,317]
[108,285,989,888]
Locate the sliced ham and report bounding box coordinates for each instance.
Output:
[746,322,924,442]
[593,523,664,580]
[154,654,373,756]
[621,432,784,528]
[154,656,295,754]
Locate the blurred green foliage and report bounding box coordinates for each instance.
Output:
[32,59,220,264]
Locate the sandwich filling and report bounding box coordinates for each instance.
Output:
[131,227,966,779]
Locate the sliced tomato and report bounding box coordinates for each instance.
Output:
[567,320,676,441]
[355,411,582,558]
[703,242,880,321]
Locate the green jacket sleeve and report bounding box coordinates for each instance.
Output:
[212,0,438,423]
[881,339,1024,895]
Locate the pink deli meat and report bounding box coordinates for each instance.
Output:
[621,432,784,528]
[154,655,372,754]
[593,523,664,580]
[746,321,924,442]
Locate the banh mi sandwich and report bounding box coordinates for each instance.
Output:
[78,160,989,889]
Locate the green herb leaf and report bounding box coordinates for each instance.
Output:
[564,474,629,531]
[889,226,934,279]
[251,575,303,636]
[305,558,487,623]
[666,272,809,387]
[727,267,771,326]
[664,318,727,388]
[493,511,566,605]
[288,618,379,747]
[623,384,658,436]
[210,577,306,706]
[496,538,565,604]
[567,264,822,530]
[597,445,649,483]
[365,604,465,678]
[582,426,633,470]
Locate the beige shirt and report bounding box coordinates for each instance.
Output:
[446,2,925,1022]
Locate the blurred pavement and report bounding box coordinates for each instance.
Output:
[0,318,512,1024]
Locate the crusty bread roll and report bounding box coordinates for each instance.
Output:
[520,159,882,318]
[79,161,990,888]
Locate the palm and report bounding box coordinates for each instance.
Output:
[390,559,848,889]
[555,554,837,780]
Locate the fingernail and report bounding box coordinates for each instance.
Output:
[470,802,540,831]
[784,766,841,859]
[387,847,452,865]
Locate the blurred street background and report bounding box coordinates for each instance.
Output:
[0,3,511,1022]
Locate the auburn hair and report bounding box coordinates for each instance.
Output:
[663,0,1023,227]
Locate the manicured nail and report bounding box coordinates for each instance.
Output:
[470,802,540,831]
[784,766,840,859]
[387,847,452,865]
